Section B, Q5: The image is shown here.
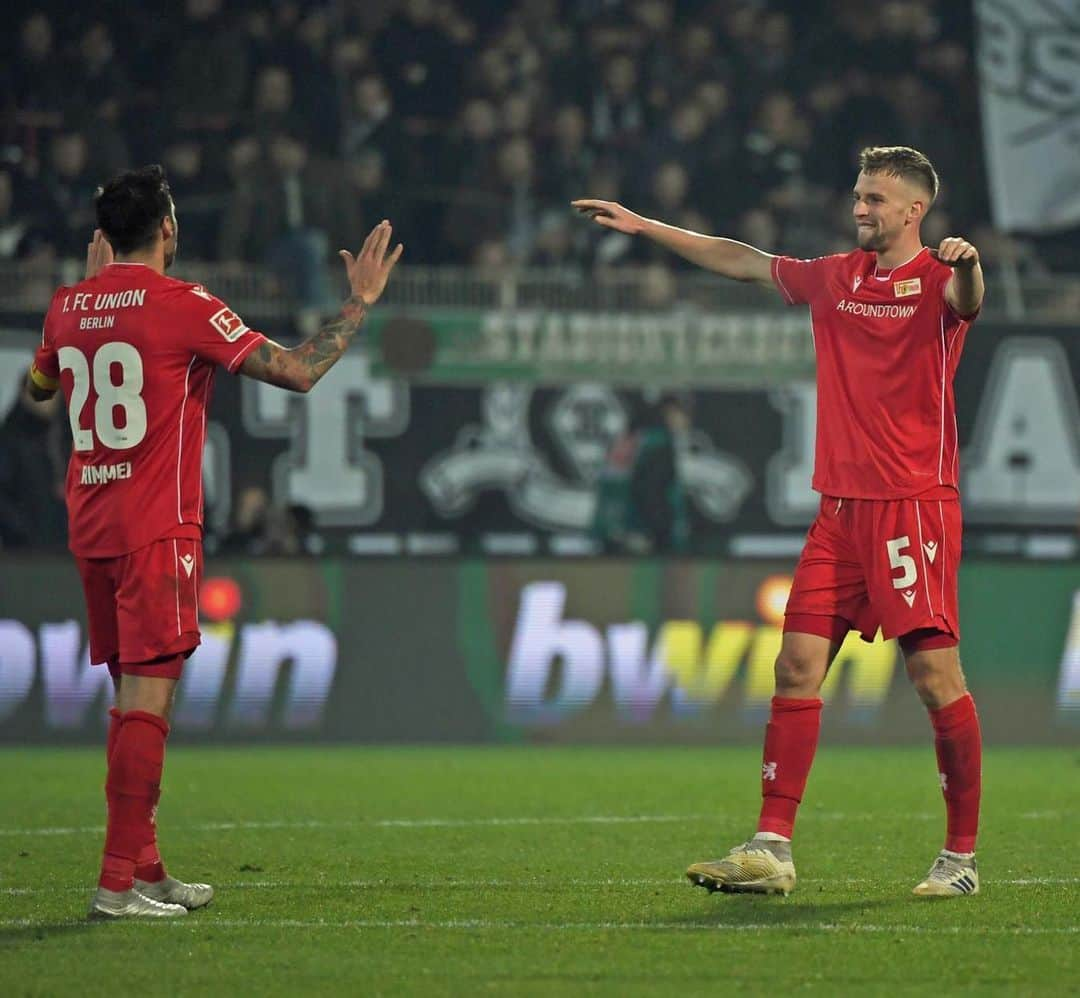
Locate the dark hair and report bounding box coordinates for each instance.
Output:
[94,164,173,254]
[858,146,939,201]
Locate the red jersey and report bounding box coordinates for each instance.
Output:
[32,263,266,557]
[771,247,977,500]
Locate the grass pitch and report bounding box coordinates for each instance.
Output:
[1,746,1077,996]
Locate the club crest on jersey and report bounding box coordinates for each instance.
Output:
[209,306,249,342]
[894,278,922,298]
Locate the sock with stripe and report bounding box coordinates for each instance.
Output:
[929,692,981,854]
[756,696,824,839]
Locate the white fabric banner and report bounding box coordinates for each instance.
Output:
[975,0,1080,232]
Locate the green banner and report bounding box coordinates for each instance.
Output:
[369,309,816,386]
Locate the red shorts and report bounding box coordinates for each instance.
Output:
[785,495,961,644]
[75,536,202,677]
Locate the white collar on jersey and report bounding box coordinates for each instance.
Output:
[872,246,928,281]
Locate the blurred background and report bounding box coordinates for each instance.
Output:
[0,0,1077,745]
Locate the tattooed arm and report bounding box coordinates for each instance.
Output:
[240,295,369,393]
[240,220,403,393]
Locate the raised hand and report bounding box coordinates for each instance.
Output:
[571,199,647,236]
[85,229,114,279]
[930,237,979,269]
[339,220,404,306]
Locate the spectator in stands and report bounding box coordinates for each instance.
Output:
[375,0,467,123]
[342,73,406,177]
[65,21,130,176]
[324,150,412,268]
[537,104,593,207]
[219,487,317,556]
[265,7,340,154]
[7,12,67,140]
[0,377,67,549]
[250,66,308,147]
[162,139,225,261]
[640,162,711,258]
[443,134,538,265]
[40,131,98,258]
[591,392,690,555]
[590,53,646,151]
[638,101,711,198]
[0,0,1037,276]
[219,486,272,556]
[740,92,812,203]
[221,132,335,307]
[0,170,32,260]
[166,0,250,131]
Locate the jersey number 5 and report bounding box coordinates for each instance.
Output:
[58,343,147,452]
[886,535,918,589]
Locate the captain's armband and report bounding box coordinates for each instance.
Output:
[29,364,59,393]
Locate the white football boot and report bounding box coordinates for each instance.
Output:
[912,851,979,897]
[135,875,215,910]
[87,886,187,919]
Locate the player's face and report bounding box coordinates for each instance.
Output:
[852,172,921,252]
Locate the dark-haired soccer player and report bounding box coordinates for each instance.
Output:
[28,165,403,918]
[575,146,984,898]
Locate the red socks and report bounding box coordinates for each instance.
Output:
[105,707,168,883]
[750,691,980,853]
[99,710,169,892]
[757,697,823,838]
[135,785,167,884]
[929,693,982,854]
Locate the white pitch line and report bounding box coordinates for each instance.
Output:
[1,917,1077,936]
[0,812,999,837]
[0,810,1069,839]
[0,815,708,837]
[6,876,1079,897]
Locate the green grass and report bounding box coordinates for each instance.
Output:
[1,747,1078,997]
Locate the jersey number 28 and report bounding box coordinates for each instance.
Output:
[59,343,147,451]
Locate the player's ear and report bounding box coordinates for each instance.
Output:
[161,215,175,240]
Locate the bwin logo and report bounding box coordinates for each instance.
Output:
[503,581,898,725]
[0,597,337,733]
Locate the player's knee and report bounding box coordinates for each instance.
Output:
[905,655,964,709]
[774,649,825,694]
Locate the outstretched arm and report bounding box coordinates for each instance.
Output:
[571,200,776,288]
[240,220,403,392]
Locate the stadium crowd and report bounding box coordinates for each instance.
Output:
[1,0,1069,284]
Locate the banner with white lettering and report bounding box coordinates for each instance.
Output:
[975,0,1080,232]
[2,318,1079,558]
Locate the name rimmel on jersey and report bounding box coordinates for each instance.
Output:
[32,263,267,558]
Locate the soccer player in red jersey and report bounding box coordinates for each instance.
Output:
[27,165,403,918]
[575,146,985,898]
